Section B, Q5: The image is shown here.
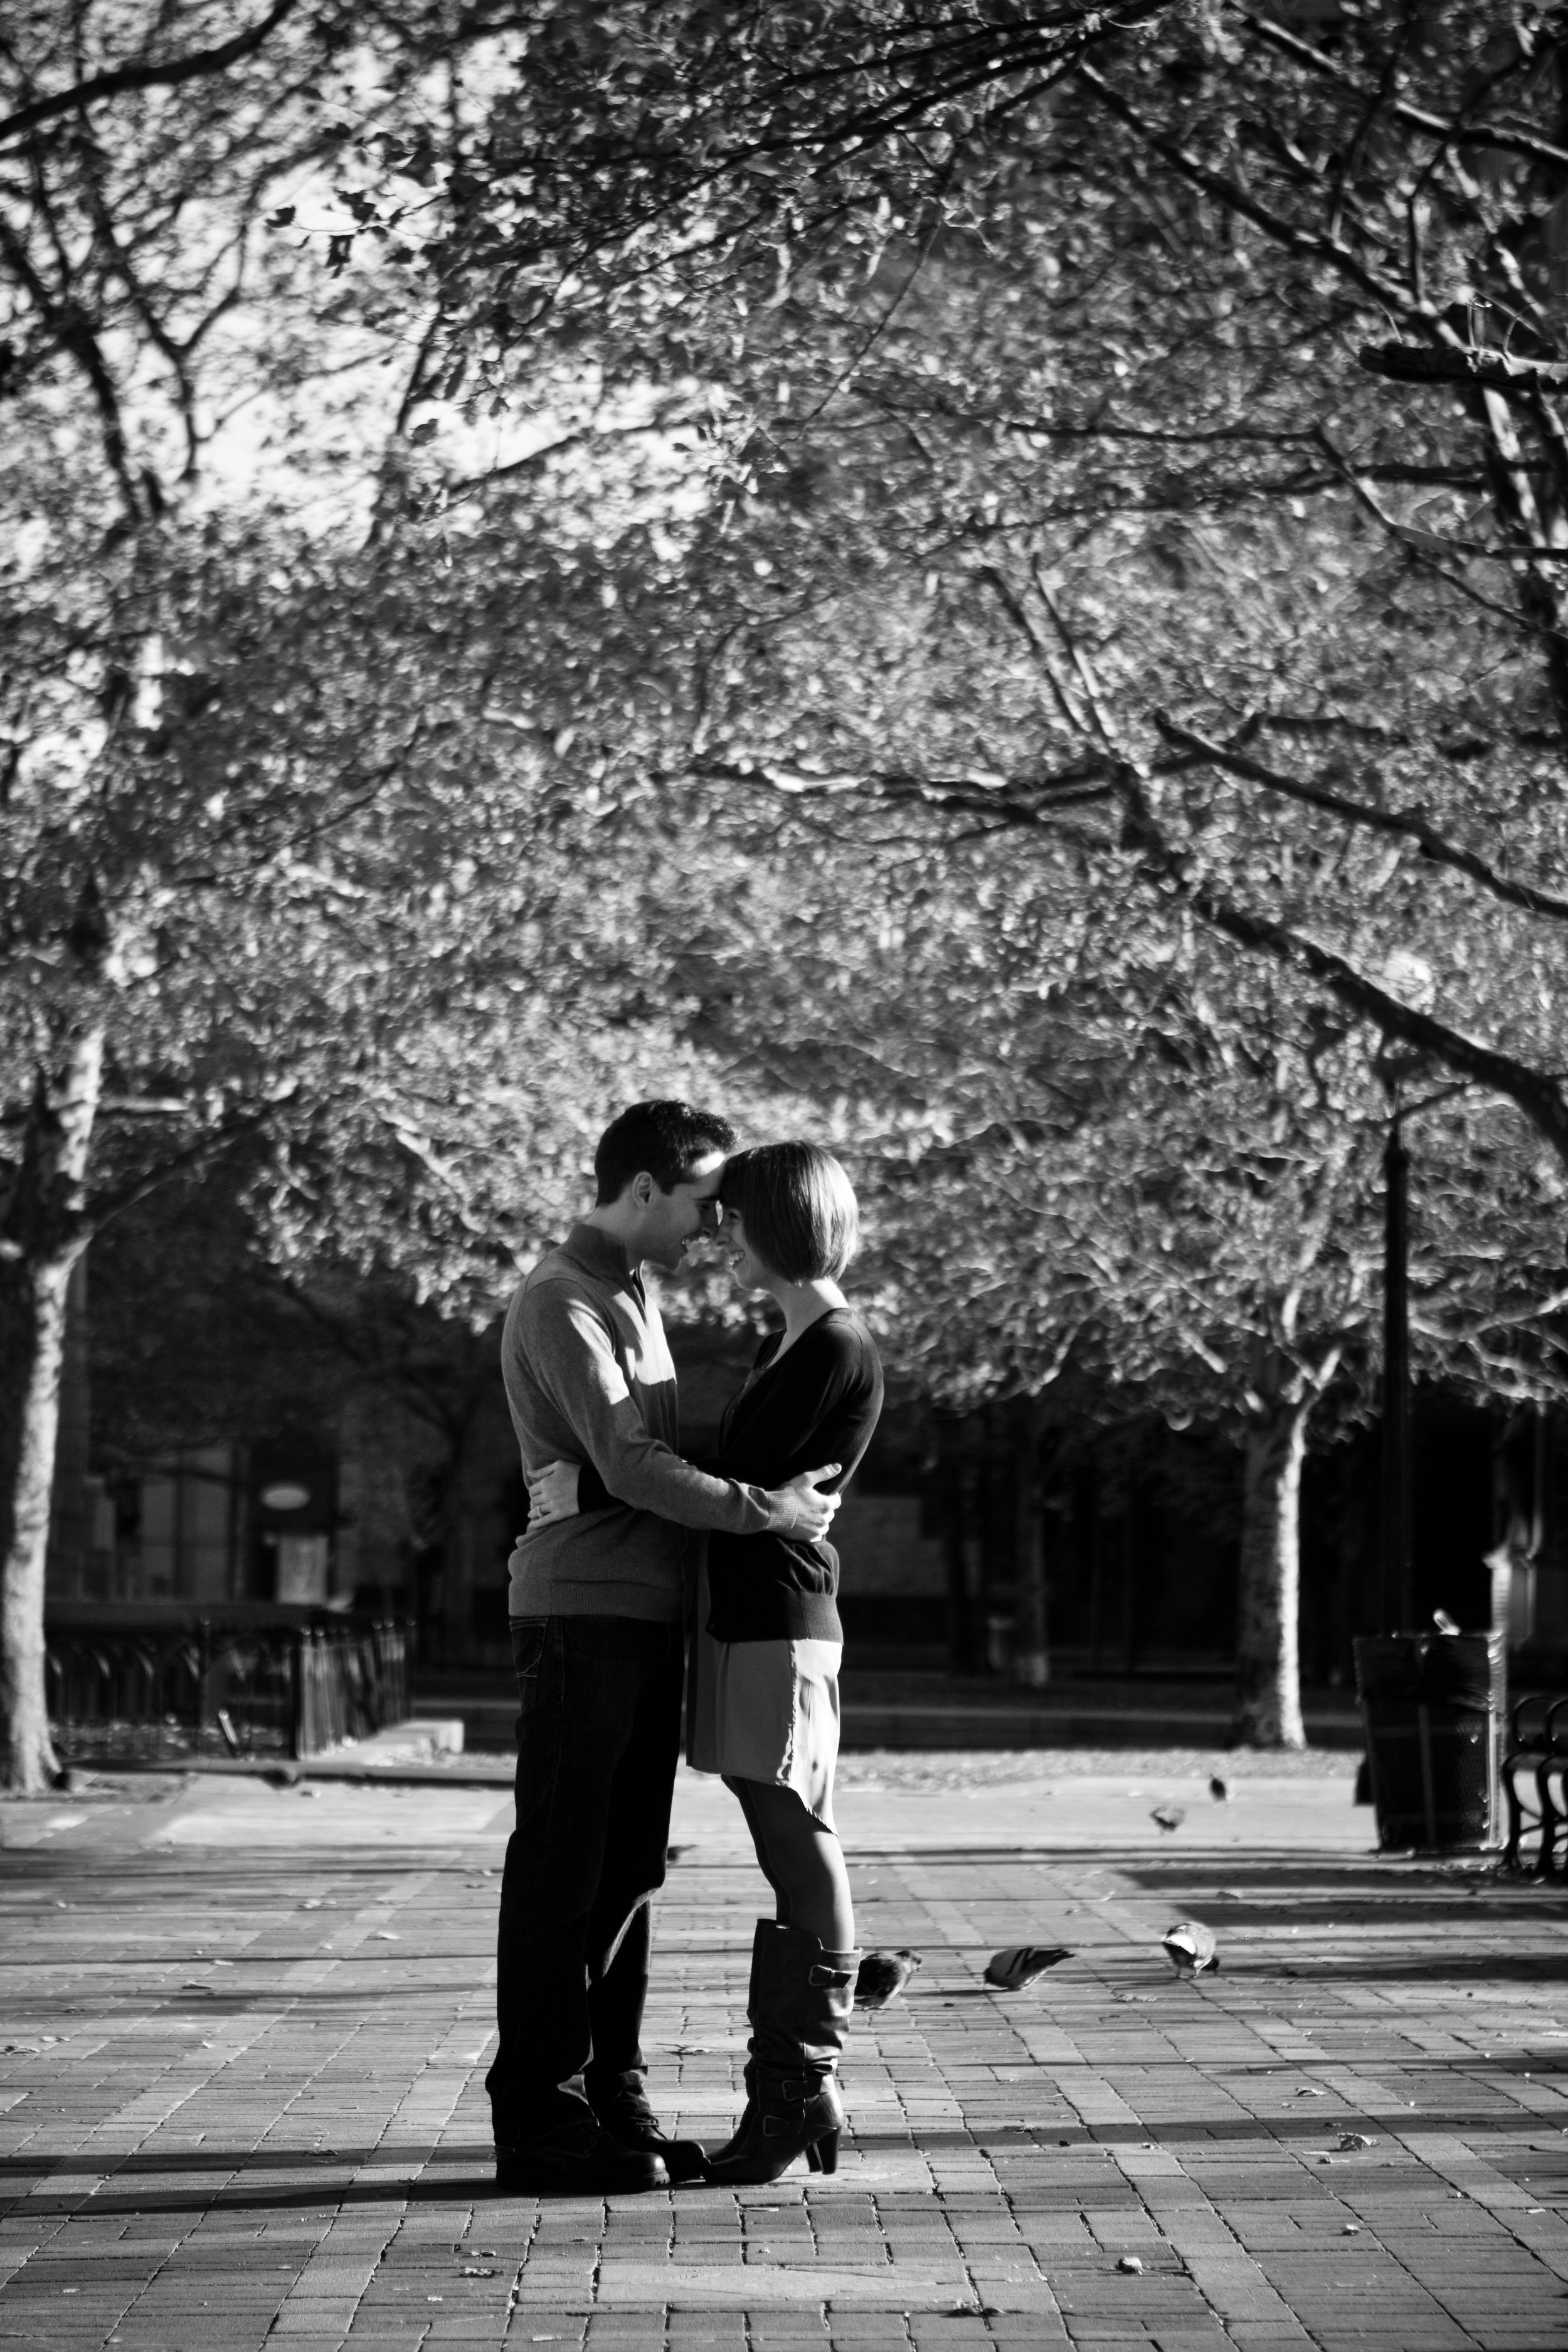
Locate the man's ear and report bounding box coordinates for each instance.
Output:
[632,1170,657,1209]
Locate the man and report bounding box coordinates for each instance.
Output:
[487,1099,843,2193]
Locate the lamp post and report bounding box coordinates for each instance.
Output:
[1359,1083,1503,1857]
[1381,1111,1414,1635]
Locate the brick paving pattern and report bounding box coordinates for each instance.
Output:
[3,1763,1567,2350]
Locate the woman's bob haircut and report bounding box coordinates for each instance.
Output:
[719,1142,859,1284]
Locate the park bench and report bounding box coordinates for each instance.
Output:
[1501,1692,1568,1874]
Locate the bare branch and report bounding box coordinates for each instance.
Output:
[716,752,1568,1173]
[1183,871,1568,1168]
[1232,6,1568,174]
[0,0,305,149]
[1360,341,1568,395]
[82,1104,278,1235]
[0,213,142,513]
[1076,64,1438,333]
[1157,716,1568,927]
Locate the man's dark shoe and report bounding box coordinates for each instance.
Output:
[494,2116,667,2194]
[593,2087,706,2185]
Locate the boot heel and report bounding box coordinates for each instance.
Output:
[805,2139,822,2173]
[813,2129,840,2175]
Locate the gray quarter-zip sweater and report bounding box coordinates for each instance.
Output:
[502,1223,781,1622]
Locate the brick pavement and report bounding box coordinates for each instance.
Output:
[3,1760,1568,2352]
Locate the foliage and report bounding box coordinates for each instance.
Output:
[1,0,778,1298]
[421,0,1171,392]
[423,2,1568,1182]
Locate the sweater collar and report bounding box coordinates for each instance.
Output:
[562,1221,641,1290]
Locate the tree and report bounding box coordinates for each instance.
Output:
[398,3,1568,1743]
[603,786,1568,1742]
[1,0,783,1787]
[18,0,1568,1783]
[422,0,1173,383]
[427,3,1568,1176]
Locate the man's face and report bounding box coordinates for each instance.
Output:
[636,1152,726,1273]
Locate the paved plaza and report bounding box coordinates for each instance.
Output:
[3,1752,1568,2352]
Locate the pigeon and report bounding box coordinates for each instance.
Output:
[1209,1776,1229,1802]
[1160,1920,1219,1978]
[856,1949,923,2008]
[1150,1804,1185,1833]
[983,1944,1071,1991]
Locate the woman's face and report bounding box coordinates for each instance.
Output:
[718,1203,771,1293]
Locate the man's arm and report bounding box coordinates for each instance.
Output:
[522,1286,829,1537]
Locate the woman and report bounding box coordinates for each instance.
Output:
[529,1140,883,2183]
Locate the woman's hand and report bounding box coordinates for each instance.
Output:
[527,1459,583,1527]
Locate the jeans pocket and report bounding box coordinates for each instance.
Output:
[510,1616,549,1689]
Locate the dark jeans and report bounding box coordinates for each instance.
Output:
[485,1613,684,2146]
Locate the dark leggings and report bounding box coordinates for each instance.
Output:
[723,1774,854,1950]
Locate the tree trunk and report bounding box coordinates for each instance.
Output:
[1231,1391,1311,1751]
[1011,1399,1050,1687]
[936,1418,975,1674]
[978,1406,1012,1674]
[1,1027,103,1793]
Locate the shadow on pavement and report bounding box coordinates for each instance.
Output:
[8,2104,1568,2224]
[1102,1858,1568,1978]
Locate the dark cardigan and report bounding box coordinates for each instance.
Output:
[704,1308,884,1643]
[573,1307,884,1641]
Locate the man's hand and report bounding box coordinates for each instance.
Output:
[769,1464,842,1542]
[527,1459,582,1528]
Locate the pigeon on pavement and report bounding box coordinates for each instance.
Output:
[1209,1776,1229,1801]
[983,1944,1071,1990]
[1150,1804,1186,1833]
[1160,1920,1219,1978]
[856,1949,923,2008]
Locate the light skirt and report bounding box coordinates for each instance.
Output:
[687,1555,842,1833]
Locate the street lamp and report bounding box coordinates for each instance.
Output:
[1359,1077,1503,1855]
[1380,1111,1412,1635]
[1378,1075,1470,1634]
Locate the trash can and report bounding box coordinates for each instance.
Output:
[1353,1631,1505,1853]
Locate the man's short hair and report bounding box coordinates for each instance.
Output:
[594,1099,737,1204]
[718,1142,859,1283]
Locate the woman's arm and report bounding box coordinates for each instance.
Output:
[527,1449,841,1528]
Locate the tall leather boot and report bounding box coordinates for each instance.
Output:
[702,1926,767,2173]
[704,1922,859,2185]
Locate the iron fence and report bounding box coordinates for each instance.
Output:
[45,1606,409,1762]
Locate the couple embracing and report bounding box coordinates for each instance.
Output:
[487,1098,884,2194]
